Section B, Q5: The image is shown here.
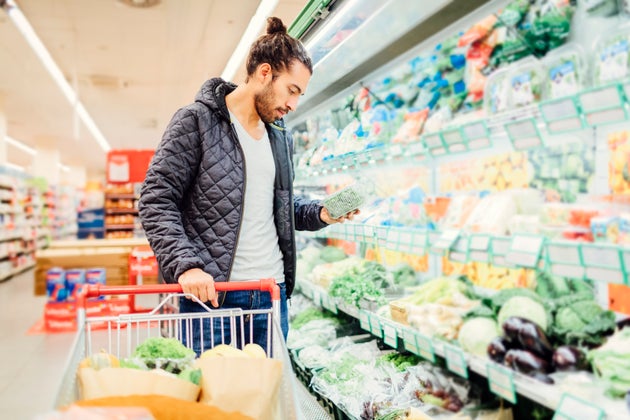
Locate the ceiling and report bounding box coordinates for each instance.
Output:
[0,0,308,180]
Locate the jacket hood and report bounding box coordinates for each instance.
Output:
[195,78,237,121]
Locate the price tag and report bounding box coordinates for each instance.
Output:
[579,86,621,112]
[585,267,626,284]
[467,137,491,150]
[469,234,490,262]
[429,147,447,156]
[622,248,630,274]
[407,142,425,156]
[371,149,386,162]
[441,129,464,146]
[389,144,404,157]
[553,393,605,420]
[462,121,488,139]
[402,328,420,355]
[581,245,622,270]
[399,231,413,246]
[547,242,581,265]
[368,313,382,336]
[386,228,400,248]
[487,363,516,404]
[447,143,467,153]
[364,225,375,239]
[550,264,585,279]
[540,98,579,121]
[432,229,461,253]
[444,344,468,378]
[359,311,371,331]
[321,295,338,314]
[312,289,323,307]
[381,321,398,348]
[424,133,443,148]
[415,333,436,362]
[505,235,544,268]
[505,119,543,150]
[492,236,511,257]
[586,108,627,126]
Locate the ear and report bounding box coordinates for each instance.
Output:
[256,63,273,83]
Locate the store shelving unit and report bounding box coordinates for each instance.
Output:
[295,280,627,419]
[104,183,143,239]
[288,0,630,418]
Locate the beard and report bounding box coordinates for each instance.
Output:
[254,82,287,123]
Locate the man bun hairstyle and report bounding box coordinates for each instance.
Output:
[245,16,313,79]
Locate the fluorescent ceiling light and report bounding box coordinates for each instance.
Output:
[1,1,111,153]
[6,136,36,156]
[221,0,279,81]
[5,162,25,172]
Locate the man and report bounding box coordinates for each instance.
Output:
[138,17,356,354]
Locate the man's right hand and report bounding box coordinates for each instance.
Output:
[178,268,219,307]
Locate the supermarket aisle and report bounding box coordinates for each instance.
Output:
[0,269,75,419]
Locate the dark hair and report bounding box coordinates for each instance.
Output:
[245,17,312,79]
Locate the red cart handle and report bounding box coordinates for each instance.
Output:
[77,278,280,308]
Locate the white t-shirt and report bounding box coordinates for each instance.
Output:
[228,112,285,283]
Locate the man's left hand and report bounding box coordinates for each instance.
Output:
[320,207,360,224]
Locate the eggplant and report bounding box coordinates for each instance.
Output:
[487,336,511,363]
[552,346,588,372]
[502,316,527,343]
[530,372,555,385]
[517,320,553,359]
[504,349,550,375]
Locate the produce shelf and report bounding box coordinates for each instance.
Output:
[294,280,628,419]
[301,225,630,285]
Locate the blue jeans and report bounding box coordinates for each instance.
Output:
[179,282,288,356]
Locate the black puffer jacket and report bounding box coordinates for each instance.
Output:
[138,78,326,298]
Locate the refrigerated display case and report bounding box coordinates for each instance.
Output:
[288,0,630,418]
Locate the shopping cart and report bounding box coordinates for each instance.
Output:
[54,279,331,420]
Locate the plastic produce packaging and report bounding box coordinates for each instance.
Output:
[323,180,374,219]
[592,25,630,85]
[543,43,587,99]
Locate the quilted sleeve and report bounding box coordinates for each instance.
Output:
[138,108,205,283]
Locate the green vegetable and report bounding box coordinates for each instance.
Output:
[553,300,616,346]
[379,352,421,371]
[588,328,630,398]
[401,277,469,306]
[291,307,338,330]
[391,263,417,287]
[498,296,549,331]
[463,304,496,321]
[328,260,389,308]
[133,337,195,359]
[458,317,500,357]
[178,368,202,385]
[487,287,544,312]
[320,246,347,263]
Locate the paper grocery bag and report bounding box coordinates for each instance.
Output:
[77,367,200,402]
[194,357,283,420]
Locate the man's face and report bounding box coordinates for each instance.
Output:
[254,61,311,123]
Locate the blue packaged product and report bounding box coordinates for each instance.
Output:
[86,268,107,300]
[65,269,86,301]
[46,268,66,302]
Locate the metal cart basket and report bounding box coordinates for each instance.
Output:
[54,279,330,419]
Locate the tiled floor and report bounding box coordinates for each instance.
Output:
[0,268,75,419]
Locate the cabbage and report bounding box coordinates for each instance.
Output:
[458,317,500,357]
[498,296,548,332]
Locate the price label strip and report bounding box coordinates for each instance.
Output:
[321,294,338,314]
[553,393,605,420]
[368,313,382,336]
[468,234,491,262]
[381,320,398,348]
[359,310,371,332]
[505,235,545,268]
[444,344,468,379]
[402,328,420,356]
[415,332,436,363]
[487,363,516,404]
[431,229,461,254]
